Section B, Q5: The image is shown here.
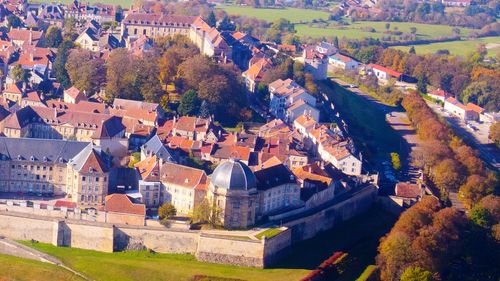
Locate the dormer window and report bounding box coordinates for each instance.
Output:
[30,156,35,161]
[59,157,64,163]
[17,155,22,160]
[43,156,48,162]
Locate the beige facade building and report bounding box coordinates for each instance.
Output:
[0,138,111,206]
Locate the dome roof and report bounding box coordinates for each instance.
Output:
[211,159,256,190]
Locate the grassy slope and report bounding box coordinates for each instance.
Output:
[393,36,500,57]
[217,5,330,23]
[318,80,402,166]
[0,253,82,281]
[18,242,309,281]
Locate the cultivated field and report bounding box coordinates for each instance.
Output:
[217,5,331,23]
[393,36,500,57]
[15,242,309,281]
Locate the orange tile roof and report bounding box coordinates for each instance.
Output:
[368,63,402,78]
[3,83,22,95]
[466,102,484,114]
[292,163,333,185]
[135,155,160,181]
[242,58,272,82]
[160,162,207,190]
[294,114,317,129]
[104,194,146,216]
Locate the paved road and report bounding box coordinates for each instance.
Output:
[427,101,500,171]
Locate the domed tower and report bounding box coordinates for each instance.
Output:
[209,159,258,229]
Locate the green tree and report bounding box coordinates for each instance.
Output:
[469,206,492,227]
[53,40,73,88]
[400,266,435,281]
[136,53,164,102]
[390,152,401,171]
[66,49,105,95]
[409,46,416,54]
[105,49,139,101]
[192,199,221,227]
[10,64,30,83]
[45,26,63,48]
[218,16,235,31]
[333,36,339,49]
[178,89,200,116]
[417,75,427,94]
[7,15,22,29]
[158,203,177,220]
[206,11,217,27]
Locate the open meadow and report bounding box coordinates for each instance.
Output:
[393,36,500,57]
[217,5,331,23]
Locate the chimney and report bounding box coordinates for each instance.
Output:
[29,30,33,45]
[53,108,57,119]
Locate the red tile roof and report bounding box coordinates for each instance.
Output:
[368,63,402,78]
[466,102,484,114]
[395,182,422,198]
[104,194,146,216]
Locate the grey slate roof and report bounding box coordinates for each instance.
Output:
[254,164,295,191]
[0,137,89,163]
[141,135,174,163]
[210,159,256,190]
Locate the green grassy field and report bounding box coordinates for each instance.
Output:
[16,242,309,281]
[0,253,83,281]
[295,21,473,39]
[393,36,500,57]
[217,5,331,23]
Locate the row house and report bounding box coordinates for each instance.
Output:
[444,97,485,122]
[189,17,232,60]
[0,138,111,206]
[294,114,362,176]
[66,0,116,23]
[121,13,195,38]
[242,57,272,93]
[268,78,319,123]
[7,28,43,47]
[2,105,125,142]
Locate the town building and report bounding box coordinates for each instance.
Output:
[209,159,258,229]
[368,63,402,81]
[302,46,328,80]
[427,88,450,102]
[328,53,360,71]
[443,97,484,121]
[268,78,319,123]
[0,138,111,206]
[104,193,146,225]
[121,13,195,38]
[242,57,272,93]
[63,86,86,104]
[66,0,116,23]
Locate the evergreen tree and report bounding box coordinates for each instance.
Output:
[199,100,210,118]
[178,89,200,116]
[417,75,428,94]
[206,11,217,28]
[45,26,63,48]
[409,46,416,54]
[333,36,339,49]
[218,16,235,31]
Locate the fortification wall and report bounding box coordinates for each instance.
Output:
[62,221,114,252]
[262,228,292,265]
[0,212,57,244]
[196,234,265,267]
[285,185,377,241]
[114,226,199,253]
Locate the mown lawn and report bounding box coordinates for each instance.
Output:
[217,5,331,23]
[0,253,83,281]
[18,242,309,281]
[393,36,500,57]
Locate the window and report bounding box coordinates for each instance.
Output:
[95,177,99,182]
[82,176,86,181]
[233,201,240,209]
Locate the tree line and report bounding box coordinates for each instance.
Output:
[349,46,499,111]
[377,195,500,281]
[52,35,252,125]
